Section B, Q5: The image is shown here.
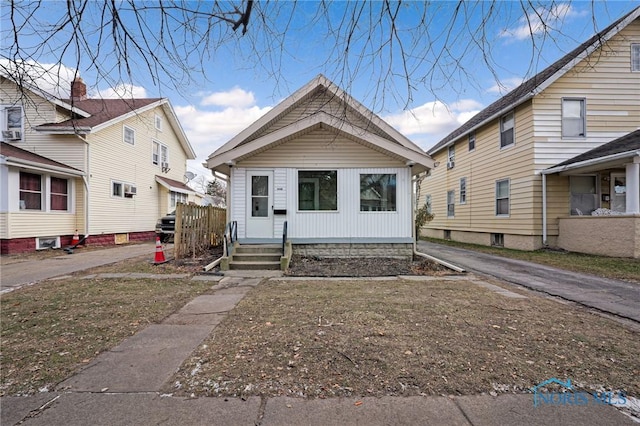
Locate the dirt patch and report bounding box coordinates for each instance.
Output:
[168,279,640,399]
[287,255,453,277]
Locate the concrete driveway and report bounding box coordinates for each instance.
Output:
[417,240,640,323]
[0,243,157,292]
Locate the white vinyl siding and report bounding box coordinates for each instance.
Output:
[230,167,412,240]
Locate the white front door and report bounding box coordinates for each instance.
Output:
[246,171,273,238]
[611,173,626,213]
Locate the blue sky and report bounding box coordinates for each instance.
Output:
[2,0,639,184]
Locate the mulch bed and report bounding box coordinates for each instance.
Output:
[286,255,453,277]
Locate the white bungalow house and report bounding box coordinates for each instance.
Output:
[205,75,434,260]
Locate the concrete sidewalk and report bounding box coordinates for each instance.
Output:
[417,240,640,323]
[0,243,156,292]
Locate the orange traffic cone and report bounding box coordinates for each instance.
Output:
[153,236,168,264]
[71,230,80,246]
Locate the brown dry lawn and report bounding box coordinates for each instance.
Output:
[0,256,211,397]
[168,278,640,399]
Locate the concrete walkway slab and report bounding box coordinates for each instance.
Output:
[179,294,246,314]
[1,394,59,426]
[455,394,635,426]
[262,396,470,425]
[58,324,213,393]
[19,393,261,426]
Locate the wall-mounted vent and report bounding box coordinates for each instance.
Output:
[36,236,61,250]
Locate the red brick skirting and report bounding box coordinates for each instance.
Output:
[1,231,156,255]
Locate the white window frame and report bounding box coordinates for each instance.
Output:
[561,98,586,138]
[123,125,136,145]
[170,191,188,208]
[2,105,24,141]
[632,43,640,72]
[447,190,455,218]
[468,132,475,152]
[500,111,515,148]
[19,171,43,211]
[359,173,397,212]
[155,114,163,131]
[152,140,168,166]
[447,145,455,168]
[297,170,338,212]
[50,176,70,212]
[111,180,124,198]
[459,177,467,204]
[495,179,510,217]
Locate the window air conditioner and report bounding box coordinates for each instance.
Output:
[161,162,171,173]
[2,130,22,140]
[124,184,137,195]
[447,161,455,169]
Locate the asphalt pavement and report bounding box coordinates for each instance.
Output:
[417,240,640,323]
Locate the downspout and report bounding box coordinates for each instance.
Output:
[542,173,547,246]
[75,134,91,240]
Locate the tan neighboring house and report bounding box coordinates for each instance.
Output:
[205,74,434,259]
[0,75,197,253]
[420,7,640,258]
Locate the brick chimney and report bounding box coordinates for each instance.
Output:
[70,77,87,101]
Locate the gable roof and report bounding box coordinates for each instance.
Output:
[155,175,195,194]
[543,129,640,174]
[0,142,84,176]
[34,98,196,160]
[428,6,640,155]
[206,74,434,174]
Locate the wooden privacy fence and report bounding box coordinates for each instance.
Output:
[174,204,226,259]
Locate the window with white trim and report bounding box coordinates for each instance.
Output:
[500,111,514,148]
[155,114,162,131]
[447,145,455,168]
[447,190,455,217]
[298,170,337,211]
[425,194,432,214]
[111,180,136,198]
[123,125,135,145]
[632,43,640,72]
[170,191,188,208]
[562,98,586,137]
[468,132,476,151]
[570,175,598,215]
[19,172,42,210]
[152,140,168,166]
[496,179,510,216]
[360,174,396,212]
[2,105,23,141]
[50,177,69,211]
[459,177,467,204]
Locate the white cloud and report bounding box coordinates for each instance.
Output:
[383,99,483,149]
[97,83,148,99]
[486,77,525,95]
[500,3,583,41]
[201,86,256,108]
[0,60,78,98]
[176,89,273,182]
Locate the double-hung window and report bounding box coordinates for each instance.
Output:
[123,126,135,145]
[19,172,42,210]
[562,98,586,137]
[632,43,640,72]
[496,179,510,216]
[500,112,514,148]
[447,190,455,217]
[459,178,467,204]
[447,145,455,168]
[468,132,476,151]
[170,191,188,208]
[50,177,69,211]
[152,140,168,166]
[2,105,23,141]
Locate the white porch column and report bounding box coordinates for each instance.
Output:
[626,158,640,214]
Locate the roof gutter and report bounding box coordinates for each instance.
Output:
[3,158,85,177]
[34,126,92,134]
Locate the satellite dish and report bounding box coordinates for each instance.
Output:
[184,171,195,182]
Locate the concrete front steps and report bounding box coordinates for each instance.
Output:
[228,244,282,270]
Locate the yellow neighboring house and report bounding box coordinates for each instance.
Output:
[420,7,640,258]
[0,75,196,253]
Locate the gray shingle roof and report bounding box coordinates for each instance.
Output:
[428,6,640,155]
[550,129,640,168]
